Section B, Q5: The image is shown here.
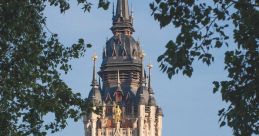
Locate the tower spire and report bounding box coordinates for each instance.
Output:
[147,60,154,94]
[114,70,123,103]
[140,50,146,86]
[112,2,115,17]
[147,60,156,106]
[91,53,98,87]
[115,0,130,19]
[88,53,102,106]
[111,0,134,34]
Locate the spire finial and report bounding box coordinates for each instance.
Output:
[115,70,123,103]
[147,59,154,94]
[130,2,134,23]
[115,0,129,19]
[112,2,115,17]
[140,50,146,85]
[91,53,98,86]
[130,2,133,16]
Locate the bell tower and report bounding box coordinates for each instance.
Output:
[83,0,163,135]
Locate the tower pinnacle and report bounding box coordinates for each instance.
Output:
[140,50,146,85]
[88,53,102,106]
[111,0,134,35]
[91,53,98,87]
[115,0,130,20]
[147,61,156,106]
[114,70,123,103]
[147,61,154,94]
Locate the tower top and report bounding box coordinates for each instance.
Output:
[111,0,134,35]
[115,0,130,20]
[88,53,102,106]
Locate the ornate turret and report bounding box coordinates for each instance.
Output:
[136,51,149,105]
[147,62,156,106]
[88,54,102,106]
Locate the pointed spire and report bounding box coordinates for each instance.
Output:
[111,0,134,34]
[91,53,98,87]
[140,50,146,85]
[114,70,123,103]
[147,60,156,106]
[130,2,133,16]
[114,70,123,94]
[88,53,102,106]
[112,2,115,17]
[130,2,134,23]
[115,0,130,19]
[147,59,154,94]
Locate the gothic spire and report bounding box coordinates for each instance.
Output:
[147,61,156,106]
[91,53,98,87]
[111,0,134,34]
[112,2,115,17]
[114,70,123,103]
[88,53,102,106]
[115,70,123,93]
[140,50,146,86]
[115,0,130,20]
[147,61,153,94]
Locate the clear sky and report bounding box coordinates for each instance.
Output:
[44,0,233,136]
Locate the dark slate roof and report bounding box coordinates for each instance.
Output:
[148,94,157,106]
[102,34,141,65]
[138,93,146,105]
[156,107,163,116]
[136,85,149,105]
[88,82,102,106]
[102,86,136,102]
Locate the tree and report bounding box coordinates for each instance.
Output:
[0,0,109,135]
[1,0,258,135]
[150,0,259,136]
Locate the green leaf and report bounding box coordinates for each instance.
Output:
[220,121,226,127]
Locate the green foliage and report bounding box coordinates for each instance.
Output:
[0,0,110,135]
[150,0,259,136]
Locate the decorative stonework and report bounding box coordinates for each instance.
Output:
[84,0,163,136]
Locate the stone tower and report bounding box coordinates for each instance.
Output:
[83,0,163,136]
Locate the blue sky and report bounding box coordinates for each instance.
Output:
[44,0,233,135]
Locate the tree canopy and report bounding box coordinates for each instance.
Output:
[0,0,96,135]
[150,0,259,136]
